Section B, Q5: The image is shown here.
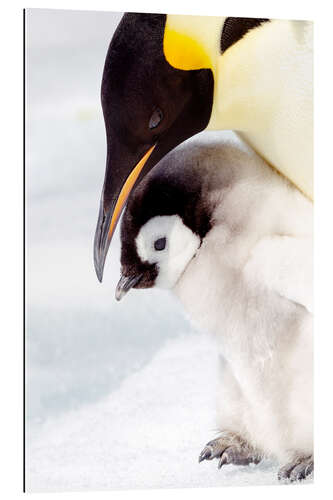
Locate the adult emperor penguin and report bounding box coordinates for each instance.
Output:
[115,136,313,482]
[94,13,313,281]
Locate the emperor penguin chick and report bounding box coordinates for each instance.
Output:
[116,136,313,482]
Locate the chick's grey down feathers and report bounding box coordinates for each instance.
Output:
[118,135,313,481]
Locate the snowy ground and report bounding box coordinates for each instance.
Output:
[25,9,310,492]
[27,334,282,492]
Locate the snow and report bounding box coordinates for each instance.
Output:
[27,333,282,492]
[25,9,312,493]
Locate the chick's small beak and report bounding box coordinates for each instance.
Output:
[115,274,143,301]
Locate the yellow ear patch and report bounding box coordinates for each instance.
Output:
[163,28,211,71]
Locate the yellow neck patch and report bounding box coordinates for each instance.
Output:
[163,27,212,71]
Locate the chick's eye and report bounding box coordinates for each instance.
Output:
[154,237,166,251]
[149,108,163,129]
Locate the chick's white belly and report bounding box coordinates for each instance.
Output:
[174,249,313,461]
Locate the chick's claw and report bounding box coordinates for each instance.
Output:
[278,455,313,482]
[198,438,228,463]
[198,433,261,469]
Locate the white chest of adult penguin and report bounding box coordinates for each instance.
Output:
[94,13,313,282]
[115,136,313,482]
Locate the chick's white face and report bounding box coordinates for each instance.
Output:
[135,215,201,289]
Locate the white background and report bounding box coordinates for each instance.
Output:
[0,0,332,499]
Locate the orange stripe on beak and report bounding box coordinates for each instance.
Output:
[107,145,155,240]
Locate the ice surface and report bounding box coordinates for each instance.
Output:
[27,333,283,492]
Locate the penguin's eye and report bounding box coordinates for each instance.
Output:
[149,108,163,129]
[154,237,166,251]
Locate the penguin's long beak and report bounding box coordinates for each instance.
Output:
[94,145,155,282]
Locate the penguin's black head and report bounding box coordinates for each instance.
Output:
[115,143,214,300]
[94,13,214,282]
